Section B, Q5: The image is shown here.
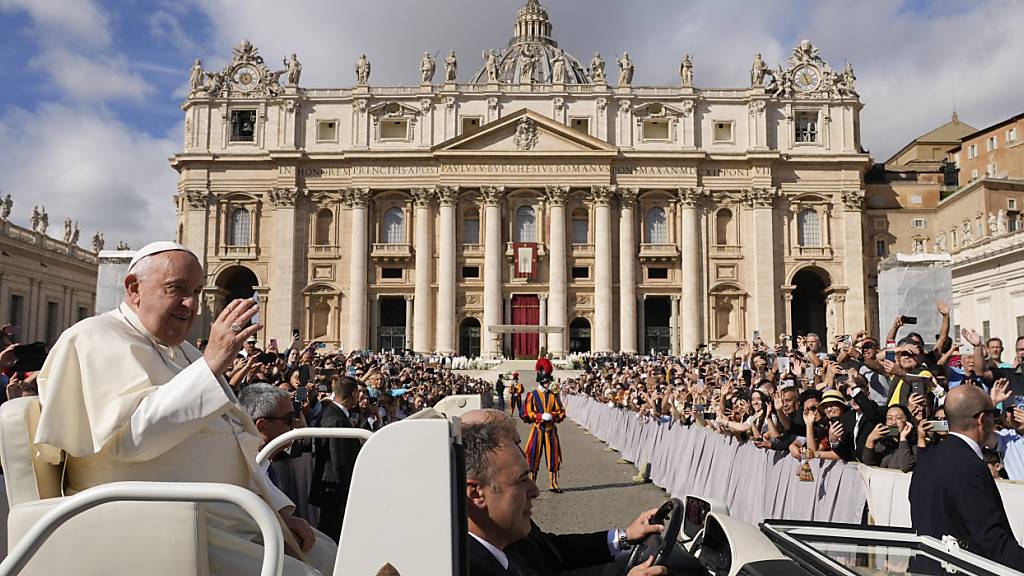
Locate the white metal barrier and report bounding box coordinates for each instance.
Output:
[255,428,372,467]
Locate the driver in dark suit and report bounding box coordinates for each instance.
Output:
[462,409,666,576]
[910,385,1024,569]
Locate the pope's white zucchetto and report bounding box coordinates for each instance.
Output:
[127,241,198,274]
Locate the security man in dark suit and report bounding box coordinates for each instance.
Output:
[310,375,362,543]
[910,385,1024,569]
[462,409,666,576]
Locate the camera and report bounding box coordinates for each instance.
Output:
[901,315,918,325]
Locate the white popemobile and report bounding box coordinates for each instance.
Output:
[0,394,1020,576]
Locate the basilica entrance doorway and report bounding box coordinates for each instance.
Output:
[378,297,406,351]
[216,265,258,310]
[569,318,591,353]
[791,267,830,341]
[459,317,481,358]
[511,295,540,359]
[644,297,672,354]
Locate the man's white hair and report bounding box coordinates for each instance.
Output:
[238,383,290,421]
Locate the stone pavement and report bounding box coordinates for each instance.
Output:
[497,364,669,536]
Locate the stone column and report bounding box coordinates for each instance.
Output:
[744,187,781,343]
[405,295,414,350]
[678,187,706,354]
[619,188,639,353]
[638,295,647,354]
[841,190,867,332]
[481,186,505,359]
[267,187,302,345]
[347,188,370,351]
[435,187,459,354]
[370,294,380,351]
[670,295,680,355]
[545,186,568,357]
[182,190,213,339]
[592,185,615,353]
[411,187,434,353]
[539,294,548,352]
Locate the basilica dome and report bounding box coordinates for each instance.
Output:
[470,0,592,85]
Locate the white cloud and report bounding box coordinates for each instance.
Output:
[187,0,1024,159]
[0,103,179,249]
[0,0,111,49]
[149,9,198,55]
[31,48,155,103]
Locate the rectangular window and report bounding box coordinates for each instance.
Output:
[971,169,979,180]
[460,117,481,134]
[8,294,23,334]
[570,118,590,134]
[874,218,887,230]
[571,218,588,244]
[461,266,480,279]
[713,121,734,143]
[1009,198,1018,210]
[571,266,589,279]
[643,119,670,141]
[1011,213,1022,232]
[875,240,887,257]
[316,120,338,142]
[77,306,88,322]
[1008,127,1018,142]
[380,119,409,141]
[913,238,925,253]
[794,112,817,143]
[381,268,403,279]
[1017,316,1024,339]
[647,267,669,280]
[45,301,59,344]
[982,320,991,343]
[230,110,256,142]
[954,152,960,168]
[463,219,480,244]
[987,163,996,176]
[912,218,927,229]
[910,195,922,205]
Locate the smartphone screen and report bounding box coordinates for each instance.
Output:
[295,386,308,403]
[885,350,896,362]
[250,293,260,325]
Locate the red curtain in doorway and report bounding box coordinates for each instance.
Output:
[511,295,540,359]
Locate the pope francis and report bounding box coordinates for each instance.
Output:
[34,242,337,575]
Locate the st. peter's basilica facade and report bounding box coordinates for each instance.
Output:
[173,0,871,358]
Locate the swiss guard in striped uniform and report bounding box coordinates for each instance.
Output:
[523,372,566,493]
[508,371,524,418]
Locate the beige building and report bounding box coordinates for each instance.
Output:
[172,0,872,358]
[0,199,97,346]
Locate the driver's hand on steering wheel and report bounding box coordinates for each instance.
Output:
[626,507,664,543]
[629,557,668,576]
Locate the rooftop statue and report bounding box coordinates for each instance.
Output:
[71,221,80,245]
[679,54,693,86]
[91,231,104,253]
[590,53,606,83]
[189,59,205,95]
[751,53,767,86]
[284,53,301,86]
[420,51,436,84]
[63,218,73,243]
[444,50,458,82]
[519,44,536,84]
[0,194,11,222]
[617,52,634,86]
[483,49,499,83]
[356,54,371,86]
[551,48,566,84]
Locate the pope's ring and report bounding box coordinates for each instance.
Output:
[230,322,243,334]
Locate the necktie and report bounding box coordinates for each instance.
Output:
[507,560,522,576]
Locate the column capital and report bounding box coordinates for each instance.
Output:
[676,187,708,208]
[345,187,371,208]
[436,186,460,207]
[742,187,781,209]
[183,189,213,210]
[671,294,681,302]
[480,186,505,206]
[267,187,304,208]
[410,187,435,208]
[538,293,548,302]
[619,187,639,208]
[590,185,616,206]
[404,294,414,302]
[840,189,866,212]
[544,186,570,206]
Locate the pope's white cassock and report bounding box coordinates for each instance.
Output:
[34,303,337,575]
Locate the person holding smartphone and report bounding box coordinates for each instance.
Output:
[863,404,918,472]
[881,337,934,408]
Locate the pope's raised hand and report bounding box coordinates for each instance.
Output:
[205,298,262,375]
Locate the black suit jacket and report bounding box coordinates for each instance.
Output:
[310,402,361,504]
[505,521,611,576]
[467,534,511,576]
[834,389,884,462]
[910,435,1024,569]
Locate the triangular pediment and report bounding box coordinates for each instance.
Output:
[433,109,617,155]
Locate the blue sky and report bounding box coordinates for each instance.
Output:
[0,0,1022,249]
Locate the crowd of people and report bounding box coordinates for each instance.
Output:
[563,301,1024,481]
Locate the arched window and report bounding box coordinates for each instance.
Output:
[314,209,333,245]
[715,209,732,245]
[463,208,480,244]
[229,207,251,246]
[571,208,589,244]
[383,207,405,244]
[645,207,668,244]
[798,208,821,247]
[515,205,536,243]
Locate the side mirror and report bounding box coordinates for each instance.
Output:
[682,494,729,540]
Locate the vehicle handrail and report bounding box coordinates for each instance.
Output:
[256,428,372,466]
[0,482,283,576]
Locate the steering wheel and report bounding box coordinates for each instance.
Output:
[625,498,684,571]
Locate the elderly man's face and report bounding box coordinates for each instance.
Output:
[478,441,539,544]
[257,397,295,445]
[805,334,820,352]
[126,251,202,346]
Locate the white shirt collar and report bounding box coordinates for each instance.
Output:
[468,532,508,570]
[950,432,984,460]
[332,401,350,418]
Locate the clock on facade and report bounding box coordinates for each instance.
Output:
[232,64,260,92]
[792,65,820,92]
